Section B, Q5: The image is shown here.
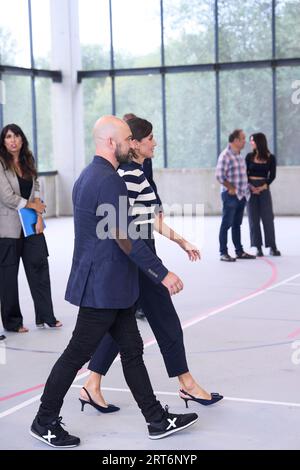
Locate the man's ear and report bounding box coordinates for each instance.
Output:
[109,137,117,151]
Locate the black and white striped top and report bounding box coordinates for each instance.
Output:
[118,161,157,237]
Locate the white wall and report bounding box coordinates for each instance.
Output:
[153,167,300,216]
[44,166,300,217]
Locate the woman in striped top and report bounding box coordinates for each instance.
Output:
[80,118,223,411]
[118,160,157,241]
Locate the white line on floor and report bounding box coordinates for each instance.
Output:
[182,272,300,329]
[1,271,300,420]
[0,373,87,419]
[0,395,42,419]
[71,385,300,409]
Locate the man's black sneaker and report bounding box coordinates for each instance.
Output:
[236,251,256,260]
[148,406,198,440]
[30,416,80,448]
[220,254,236,262]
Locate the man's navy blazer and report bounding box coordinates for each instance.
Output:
[65,156,168,309]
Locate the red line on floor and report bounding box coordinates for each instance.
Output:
[0,369,87,403]
[288,329,300,339]
[0,384,45,402]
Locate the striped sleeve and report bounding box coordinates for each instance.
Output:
[118,166,157,227]
[118,168,143,204]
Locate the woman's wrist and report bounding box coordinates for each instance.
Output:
[26,201,34,209]
[176,236,185,247]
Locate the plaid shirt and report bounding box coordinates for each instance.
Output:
[216,145,250,201]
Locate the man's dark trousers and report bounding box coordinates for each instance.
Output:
[219,192,246,255]
[37,306,164,424]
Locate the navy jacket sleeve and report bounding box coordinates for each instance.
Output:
[98,173,168,284]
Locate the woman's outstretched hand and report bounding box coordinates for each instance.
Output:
[180,240,201,262]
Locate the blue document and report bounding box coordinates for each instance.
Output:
[18,208,46,237]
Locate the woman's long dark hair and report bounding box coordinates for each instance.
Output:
[0,124,37,179]
[250,133,270,162]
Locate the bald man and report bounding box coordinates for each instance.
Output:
[30,116,198,447]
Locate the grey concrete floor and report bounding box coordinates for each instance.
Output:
[0,216,299,450]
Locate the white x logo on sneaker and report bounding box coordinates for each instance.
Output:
[166,417,177,430]
[43,430,56,443]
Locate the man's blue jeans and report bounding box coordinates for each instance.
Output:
[219,192,246,256]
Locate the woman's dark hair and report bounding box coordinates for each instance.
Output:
[250,132,270,161]
[127,117,153,142]
[0,123,37,179]
[123,113,137,122]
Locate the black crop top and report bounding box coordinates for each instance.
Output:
[245,153,276,186]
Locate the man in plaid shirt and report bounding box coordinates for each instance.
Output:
[216,129,256,262]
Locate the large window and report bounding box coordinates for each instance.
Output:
[218,0,273,62]
[0,0,59,171]
[115,75,163,168]
[2,76,33,141]
[276,0,300,58]
[79,0,300,168]
[0,0,31,68]
[31,0,52,69]
[166,72,216,168]
[112,0,161,69]
[82,77,112,161]
[164,0,215,65]
[277,67,300,165]
[79,0,111,70]
[220,69,273,152]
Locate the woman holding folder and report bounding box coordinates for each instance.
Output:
[0,124,62,332]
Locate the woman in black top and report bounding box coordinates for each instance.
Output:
[0,124,62,332]
[246,133,281,257]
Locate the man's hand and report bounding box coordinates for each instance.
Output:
[228,186,236,196]
[161,272,184,296]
